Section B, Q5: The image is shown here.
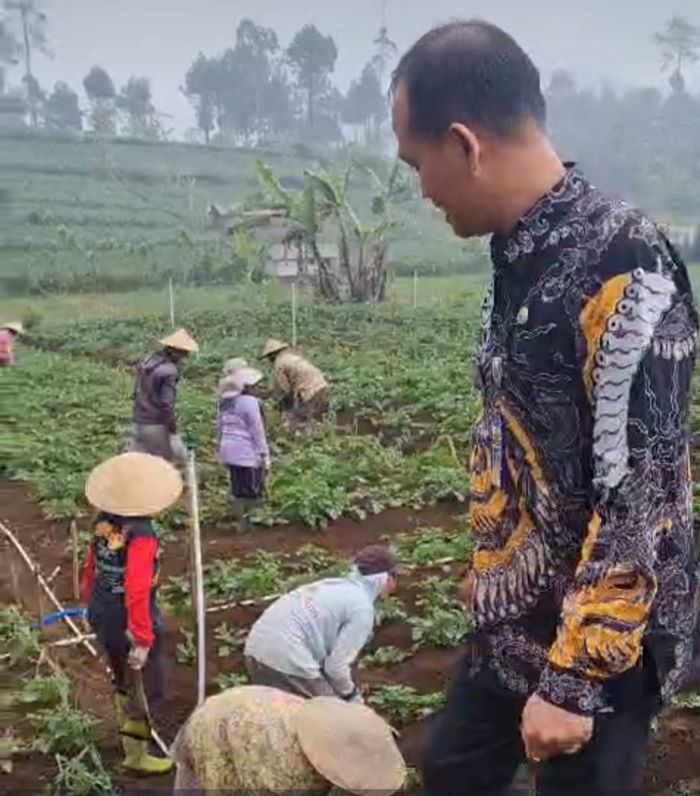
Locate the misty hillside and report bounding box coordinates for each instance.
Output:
[0,132,472,294]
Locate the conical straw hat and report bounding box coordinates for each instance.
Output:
[85,452,183,517]
[159,328,199,353]
[261,338,289,358]
[294,697,406,796]
[2,322,24,335]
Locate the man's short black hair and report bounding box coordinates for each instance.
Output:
[391,19,546,139]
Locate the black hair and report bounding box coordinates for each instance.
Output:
[391,19,546,139]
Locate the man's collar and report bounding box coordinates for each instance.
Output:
[490,163,587,268]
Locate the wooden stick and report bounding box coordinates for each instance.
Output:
[0,519,98,657]
[46,565,61,585]
[47,634,97,649]
[70,519,80,601]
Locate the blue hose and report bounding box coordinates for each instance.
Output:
[34,607,87,627]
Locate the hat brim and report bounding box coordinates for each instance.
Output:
[85,452,183,516]
[294,697,406,796]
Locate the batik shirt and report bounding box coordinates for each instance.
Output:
[469,166,698,715]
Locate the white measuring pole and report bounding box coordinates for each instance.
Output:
[291,281,298,347]
[168,278,175,328]
[186,448,206,707]
[413,269,418,310]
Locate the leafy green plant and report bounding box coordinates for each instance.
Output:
[214,623,247,657]
[672,691,700,710]
[394,526,472,567]
[53,747,114,796]
[360,646,413,668]
[20,672,70,707]
[176,630,197,667]
[215,671,250,691]
[409,577,471,648]
[367,685,445,725]
[0,608,40,667]
[32,705,100,755]
[375,596,408,626]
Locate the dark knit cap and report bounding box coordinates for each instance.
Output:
[354,545,397,576]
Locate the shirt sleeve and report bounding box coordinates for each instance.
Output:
[241,397,269,463]
[537,261,696,714]
[80,544,95,604]
[273,360,292,398]
[323,607,375,697]
[159,371,179,433]
[124,536,158,647]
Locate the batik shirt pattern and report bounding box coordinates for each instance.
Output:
[469,167,698,714]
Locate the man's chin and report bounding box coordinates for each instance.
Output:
[446,215,477,239]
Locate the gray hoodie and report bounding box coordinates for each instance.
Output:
[244,568,387,697]
[132,350,179,431]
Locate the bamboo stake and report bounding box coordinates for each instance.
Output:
[47,634,97,649]
[0,519,98,657]
[186,449,206,707]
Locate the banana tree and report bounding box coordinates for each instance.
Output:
[309,157,404,302]
[229,155,405,302]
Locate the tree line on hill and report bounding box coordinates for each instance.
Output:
[1,3,699,243]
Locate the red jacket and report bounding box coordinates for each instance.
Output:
[81,516,160,647]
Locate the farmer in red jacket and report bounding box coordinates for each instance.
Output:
[81,452,182,775]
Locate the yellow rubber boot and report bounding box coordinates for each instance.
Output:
[114,694,150,740]
[120,735,173,775]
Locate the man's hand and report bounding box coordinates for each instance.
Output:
[457,569,476,611]
[126,631,150,670]
[128,644,150,670]
[521,693,593,763]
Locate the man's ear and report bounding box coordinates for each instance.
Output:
[449,122,481,175]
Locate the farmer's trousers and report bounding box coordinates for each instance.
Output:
[422,653,656,796]
[89,604,165,720]
[245,655,337,699]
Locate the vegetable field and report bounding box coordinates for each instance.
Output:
[3,280,700,794]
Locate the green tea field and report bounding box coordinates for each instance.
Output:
[2,277,700,794]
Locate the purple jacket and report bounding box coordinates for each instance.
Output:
[132,351,179,431]
[217,394,269,468]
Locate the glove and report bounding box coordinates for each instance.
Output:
[341,686,364,705]
[126,631,150,670]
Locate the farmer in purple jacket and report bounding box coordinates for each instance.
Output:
[217,365,270,532]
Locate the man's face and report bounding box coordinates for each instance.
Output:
[380,574,398,599]
[392,83,493,239]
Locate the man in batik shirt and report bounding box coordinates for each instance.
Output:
[392,19,698,796]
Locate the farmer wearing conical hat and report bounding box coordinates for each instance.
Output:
[172,685,406,794]
[131,328,198,466]
[244,546,398,701]
[261,338,329,429]
[81,452,183,775]
[0,321,24,367]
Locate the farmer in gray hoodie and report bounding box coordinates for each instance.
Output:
[244,545,398,702]
[131,328,198,466]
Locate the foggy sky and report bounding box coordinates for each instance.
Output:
[19,0,700,134]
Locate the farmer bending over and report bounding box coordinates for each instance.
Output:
[81,452,183,775]
[244,545,397,701]
[172,685,405,793]
[0,322,24,367]
[131,328,198,467]
[392,19,698,795]
[261,338,329,429]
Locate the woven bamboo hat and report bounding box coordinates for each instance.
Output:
[261,338,289,358]
[2,322,24,335]
[294,697,406,796]
[159,328,199,353]
[85,452,183,517]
